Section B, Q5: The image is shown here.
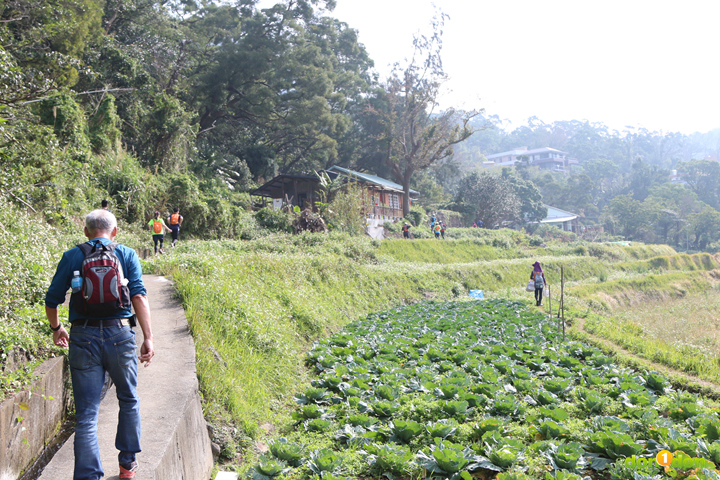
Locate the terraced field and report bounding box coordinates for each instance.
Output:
[253,300,720,480]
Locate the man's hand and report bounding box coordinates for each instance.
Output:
[53,326,69,347]
[139,338,154,366]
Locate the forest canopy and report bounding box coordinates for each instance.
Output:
[1,0,720,251]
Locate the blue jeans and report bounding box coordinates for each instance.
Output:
[68,324,141,480]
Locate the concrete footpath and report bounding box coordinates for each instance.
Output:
[38,275,214,480]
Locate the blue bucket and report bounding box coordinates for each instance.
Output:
[468,289,484,299]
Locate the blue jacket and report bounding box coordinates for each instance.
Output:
[45,237,146,322]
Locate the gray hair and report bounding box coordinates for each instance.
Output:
[85,209,117,234]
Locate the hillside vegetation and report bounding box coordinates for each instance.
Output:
[3,190,720,469]
[142,233,715,463]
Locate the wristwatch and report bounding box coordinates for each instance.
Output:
[51,324,62,332]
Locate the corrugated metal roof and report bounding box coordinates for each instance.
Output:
[545,205,579,218]
[541,216,577,224]
[485,146,568,159]
[327,166,419,196]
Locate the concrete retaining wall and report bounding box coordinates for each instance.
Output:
[154,390,213,480]
[0,357,69,480]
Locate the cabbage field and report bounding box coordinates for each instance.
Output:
[251,300,720,480]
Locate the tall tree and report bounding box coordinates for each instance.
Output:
[676,158,720,209]
[608,194,660,239]
[374,12,479,216]
[500,167,547,222]
[184,2,372,178]
[453,172,520,227]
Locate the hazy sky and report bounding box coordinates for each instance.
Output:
[258,0,720,135]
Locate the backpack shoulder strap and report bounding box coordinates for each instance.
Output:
[77,243,93,256]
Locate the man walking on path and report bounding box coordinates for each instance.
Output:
[45,209,155,480]
[167,207,183,247]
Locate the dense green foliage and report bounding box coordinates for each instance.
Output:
[2,0,720,253]
[143,232,703,462]
[253,300,720,479]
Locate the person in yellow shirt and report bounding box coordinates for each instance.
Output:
[147,211,171,254]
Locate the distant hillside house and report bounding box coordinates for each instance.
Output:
[251,166,419,239]
[537,205,581,232]
[483,147,578,173]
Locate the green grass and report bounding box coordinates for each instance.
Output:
[377,238,525,263]
[146,233,708,460]
[569,269,720,309]
[378,235,677,265]
[568,282,720,388]
[148,236,466,437]
[581,310,720,384]
[147,239,610,436]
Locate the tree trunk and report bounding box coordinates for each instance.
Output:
[402,168,413,217]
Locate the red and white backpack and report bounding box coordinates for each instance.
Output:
[72,242,131,317]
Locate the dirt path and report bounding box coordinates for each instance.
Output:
[571,316,720,398]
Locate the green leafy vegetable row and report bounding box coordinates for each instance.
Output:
[252,299,720,480]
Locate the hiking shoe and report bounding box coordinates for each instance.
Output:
[119,461,138,479]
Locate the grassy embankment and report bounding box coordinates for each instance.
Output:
[147,232,692,460]
[564,253,720,385]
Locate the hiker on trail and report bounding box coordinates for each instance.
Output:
[531,261,547,306]
[45,209,155,480]
[101,199,110,210]
[478,220,484,228]
[429,213,437,231]
[167,207,183,247]
[433,223,442,239]
[148,211,171,254]
[472,222,477,228]
[402,222,411,239]
[440,222,446,239]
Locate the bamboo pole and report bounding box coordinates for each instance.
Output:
[561,266,565,341]
[549,280,557,339]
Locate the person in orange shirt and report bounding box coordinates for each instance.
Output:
[147,211,171,254]
[167,207,184,247]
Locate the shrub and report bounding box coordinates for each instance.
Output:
[327,182,364,235]
[529,235,544,247]
[255,207,293,233]
[534,224,577,242]
[405,205,427,227]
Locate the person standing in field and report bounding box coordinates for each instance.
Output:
[45,209,154,480]
[433,223,441,239]
[440,222,446,239]
[148,211,171,254]
[531,261,546,306]
[402,222,411,239]
[167,207,183,247]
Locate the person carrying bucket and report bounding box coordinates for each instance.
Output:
[530,261,547,306]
